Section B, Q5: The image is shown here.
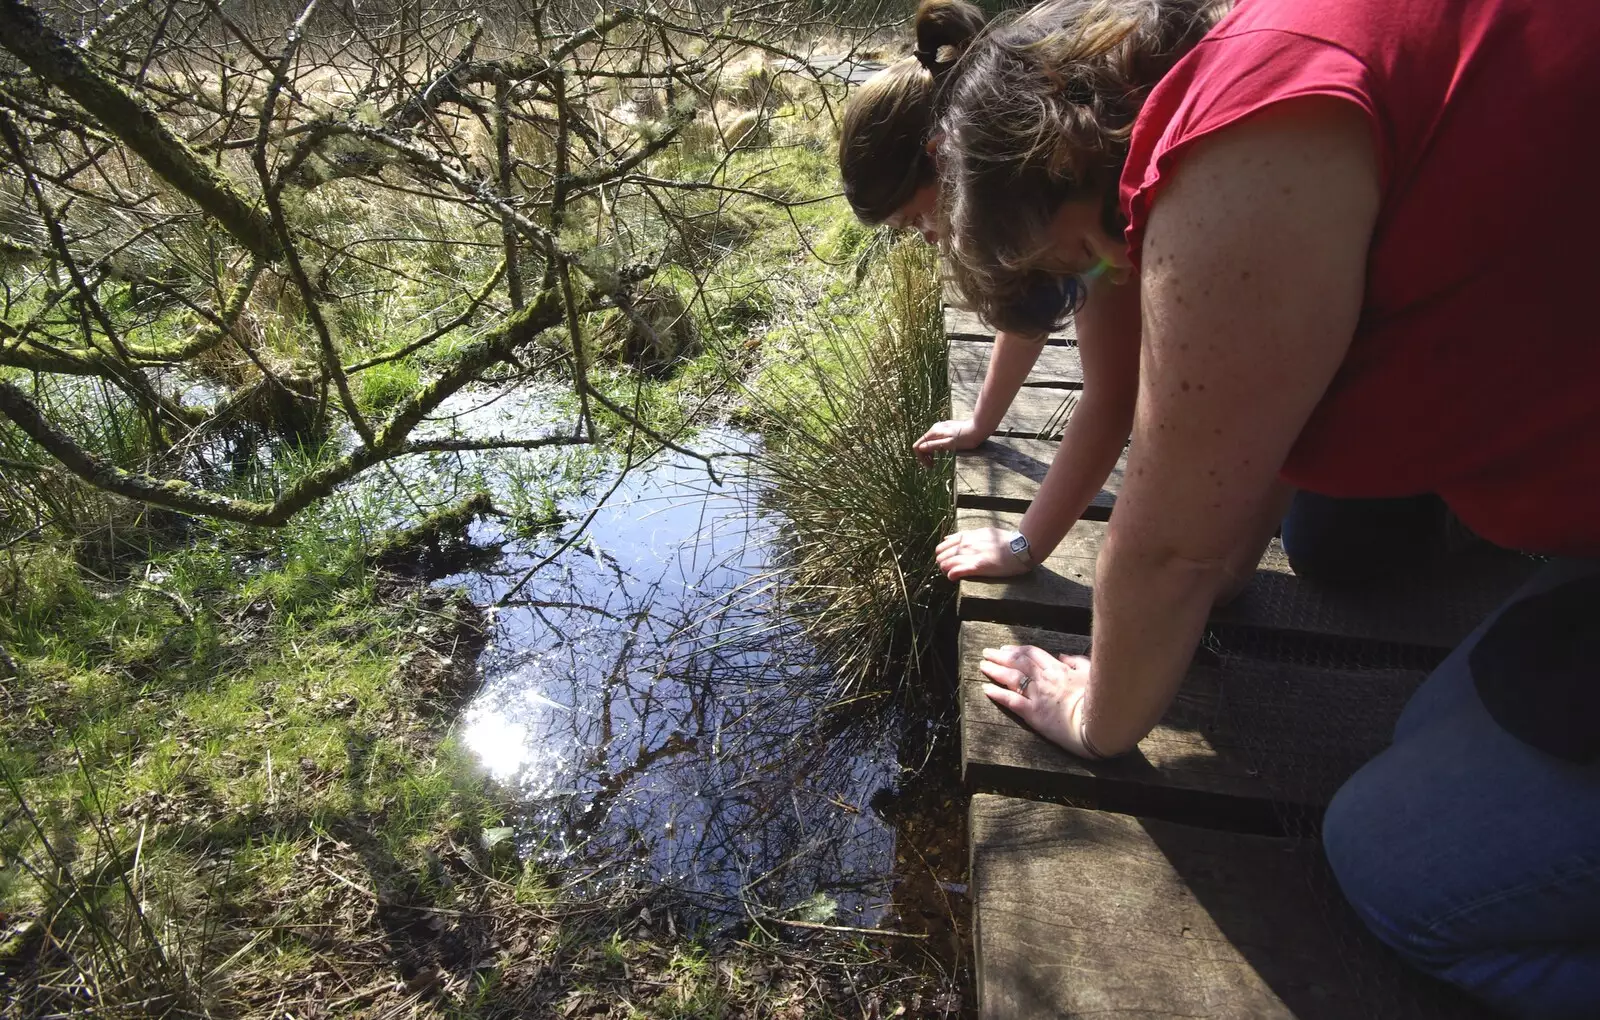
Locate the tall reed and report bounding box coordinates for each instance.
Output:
[747,238,953,707]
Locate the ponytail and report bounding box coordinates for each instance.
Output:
[838,0,987,224]
[912,0,987,76]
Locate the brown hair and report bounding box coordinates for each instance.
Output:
[939,0,1228,331]
[837,0,988,224]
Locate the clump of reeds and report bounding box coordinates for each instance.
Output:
[746,238,953,707]
[0,755,213,1018]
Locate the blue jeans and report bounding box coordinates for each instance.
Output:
[1281,490,1449,583]
[1322,556,1600,1018]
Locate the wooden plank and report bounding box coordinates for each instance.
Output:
[950,381,1078,439]
[956,509,1537,652]
[962,622,1261,812]
[948,337,1083,388]
[961,621,1424,816]
[970,797,1491,1019]
[954,436,1124,516]
[946,304,1075,344]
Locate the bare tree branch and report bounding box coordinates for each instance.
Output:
[0,0,866,534]
[0,286,575,525]
[0,0,280,261]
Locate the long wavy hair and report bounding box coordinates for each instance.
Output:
[837,0,988,224]
[939,0,1229,332]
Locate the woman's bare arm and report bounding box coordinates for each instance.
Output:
[1016,275,1139,559]
[913,328,1047,465]
[936,276,1139,579]
[1083,98,1380,754]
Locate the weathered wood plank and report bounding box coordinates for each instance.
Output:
[946,305,1075,344]
[948,337,1083,388]
[950,381,1078,439]
[971,797,1491,1019]
[956,510,1536,652]
[961,621,1423,815]
[963,622,1258,810]
[954,436,1124,516]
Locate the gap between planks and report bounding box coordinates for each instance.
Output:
[956,509,1535,654]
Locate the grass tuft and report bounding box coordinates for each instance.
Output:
[746,237,954,708]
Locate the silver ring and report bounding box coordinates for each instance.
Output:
[1017,674,1031,695]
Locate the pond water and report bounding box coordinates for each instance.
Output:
[391,386,967,948]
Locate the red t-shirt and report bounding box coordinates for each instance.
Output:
[1119,0,1600,556]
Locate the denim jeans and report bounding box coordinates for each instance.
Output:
[1280,490,1449,584]
[1321,556,1600,1018]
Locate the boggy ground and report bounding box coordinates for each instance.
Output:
[0,509,963,1018]
[1,23,968,1010]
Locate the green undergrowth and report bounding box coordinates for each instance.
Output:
[741,238,955,708]
[0,512,490,1011]
[0,513,936,1017]
[1,59,958,1018]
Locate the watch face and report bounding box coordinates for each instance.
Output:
[1009,535,1028,554]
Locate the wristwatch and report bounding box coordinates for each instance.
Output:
[1006,530,1034,569]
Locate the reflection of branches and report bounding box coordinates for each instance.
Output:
[474,446,912,911]
[586,383,725,482]
[496,599,624,621]
[496,437,639,606]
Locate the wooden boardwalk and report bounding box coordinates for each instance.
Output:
[946,308,1534,1018]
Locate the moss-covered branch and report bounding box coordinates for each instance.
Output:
[0,0,281,262]
[0,340,111,377]
[0,377,280,522]
[0,334,206,426]
[0,289,574,526]
[124,261,266,363]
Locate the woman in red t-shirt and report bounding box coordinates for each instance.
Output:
[841,1,1455,589]
[937,0,1600,1013]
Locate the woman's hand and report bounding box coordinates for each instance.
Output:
[935,527,1030,580]
[913,419,987,466]
[979,645,1105,759]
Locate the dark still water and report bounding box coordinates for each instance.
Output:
[434,423,964,938]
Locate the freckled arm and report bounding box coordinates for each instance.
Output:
[1083,99,1380,755]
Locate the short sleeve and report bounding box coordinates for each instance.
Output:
[1119,29,1385,267]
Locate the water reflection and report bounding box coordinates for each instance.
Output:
[447,428,905,924]
[168,375,961,968]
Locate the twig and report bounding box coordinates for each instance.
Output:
[325,980,394,1010]
[320,865,377,900]
[584,383,724,484]
[764,918,926,938]
[494,453,637,607]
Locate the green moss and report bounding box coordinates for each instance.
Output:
[356,359,421,416]
[368,491,493,565]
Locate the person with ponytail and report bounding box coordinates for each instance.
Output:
[840,0,1145,586]
[934,0,1600,1014]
